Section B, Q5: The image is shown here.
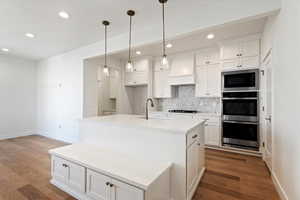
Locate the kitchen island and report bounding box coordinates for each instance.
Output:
[79,114,205,200]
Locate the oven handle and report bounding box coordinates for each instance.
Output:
[222,97,258,100]
[223,121,258,125]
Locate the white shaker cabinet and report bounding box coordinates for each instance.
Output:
[187,140,200,192]
[111,178,144,200]
[153,59,173,98]
[195,48,220,66]
[220,36,260,70]
[51,156,86,193]
[204,124,221,146]
[125,58,149,86]
[195,64,221,97]
[87,169,111,200]
[109,69,120,99]
[87,169,143,200]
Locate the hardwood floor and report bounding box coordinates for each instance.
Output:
[0,135,280,200]
[193,149,280,200]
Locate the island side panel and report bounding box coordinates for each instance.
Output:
[79,120,187,200]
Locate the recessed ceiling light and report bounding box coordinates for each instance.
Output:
[166,43,173,48]
[59,11,70,19]
[25,33,35,38]
[136,51,141,55]
[207,34,215,39]
[1,48,9,52]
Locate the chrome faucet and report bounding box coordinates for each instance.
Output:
[146,98,154,120]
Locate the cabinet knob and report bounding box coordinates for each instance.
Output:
[109,183,114,187]
[198,143,201,146]
[62,164,68,167]
[106,182,110,186]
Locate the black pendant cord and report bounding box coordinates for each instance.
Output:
[102,20,110,68]
[127,10,135,64]
[128,15,132,63]
[162,2,166,57]
[104,24,107,67]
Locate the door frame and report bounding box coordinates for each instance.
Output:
[260,48,274,170]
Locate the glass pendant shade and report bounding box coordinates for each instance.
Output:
[126,61,133,71]
[161,55,169,67]
[103,65,109,75]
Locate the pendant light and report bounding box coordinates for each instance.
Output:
[102,20,110,76]
[159,0,168,67]
[126,10,135,71]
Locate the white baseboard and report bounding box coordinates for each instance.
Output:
[0,131,34,140]
[271,171,289,200]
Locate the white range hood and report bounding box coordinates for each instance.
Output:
[168,52,195,85]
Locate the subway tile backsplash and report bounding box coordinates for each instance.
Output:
[156,85,221,113]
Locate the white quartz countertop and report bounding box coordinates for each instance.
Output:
[49,143,172,190]
[81,114,205,134]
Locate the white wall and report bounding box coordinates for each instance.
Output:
[0,55,37,139]
[262,1,300,199]
[36,1,280,143]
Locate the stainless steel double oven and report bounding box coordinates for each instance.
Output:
[221,69,260,150]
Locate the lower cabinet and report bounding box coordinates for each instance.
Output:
[51,154,170,200]
[204,124,221,146]
[52,156,85,193]
[187,141,199,192]
[87,169,143,200]
[186,126,205,199]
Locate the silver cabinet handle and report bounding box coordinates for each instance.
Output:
[265,117,272,122]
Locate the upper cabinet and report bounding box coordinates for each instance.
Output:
[125,58,149,86]
[109,69,120,99]
[220,35,261,70]
[168,52,195,85]
[195,48,220,66]
[153,59,174,98]
[195,64,221,97]
[195,48,221,98]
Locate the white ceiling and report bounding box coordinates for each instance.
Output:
[111,18,267,60]
[0,0,279,60]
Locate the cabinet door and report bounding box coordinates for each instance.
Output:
[125,72,135,86]
[222,42,241,60]
[195,67,207,97]
[67,161,86,193]
[206,64,221,97]
[133,59,149,72]
[110,179,144,200]
[134,72,148,85]
[222,59,241,70]
[169,53,194,76]
[240,56,260,68]
[52,156,68,184]
[153,71,172,98]
[241,39,260,57]
[196,49,220,66]
[109,70,119,99]
[125,72,148,86]
[205,125,220,146]
[187,141,199,192]
[87,169,111,200]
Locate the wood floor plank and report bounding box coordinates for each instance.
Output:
[0,135,280,200]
